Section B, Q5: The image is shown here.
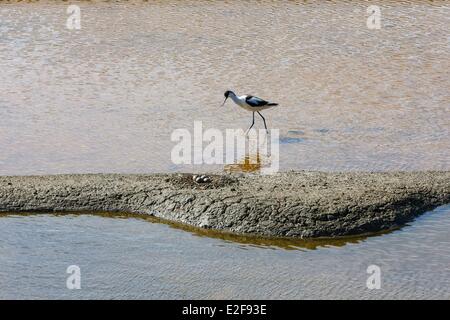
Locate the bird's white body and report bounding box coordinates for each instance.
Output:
[230,94,257,111]
[228,93,276,112]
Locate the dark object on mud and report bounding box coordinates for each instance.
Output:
[193,175,211,184]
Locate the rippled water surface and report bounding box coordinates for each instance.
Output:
[0,205,449,299]
[0,0,449,174]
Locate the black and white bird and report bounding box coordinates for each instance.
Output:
[221,90,278,133]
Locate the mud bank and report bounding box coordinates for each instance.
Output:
[0,172,449,238]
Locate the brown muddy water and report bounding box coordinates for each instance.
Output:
[0,1,449,299]
[0,0,449,174]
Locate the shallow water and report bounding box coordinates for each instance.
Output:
[0,0,449,174]
[0,205,449,299]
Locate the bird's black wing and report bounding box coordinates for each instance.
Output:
[245,95,269,107]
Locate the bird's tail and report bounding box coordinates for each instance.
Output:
[267,103,278,106]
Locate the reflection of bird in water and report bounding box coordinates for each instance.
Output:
[224,153,262,173]
[221,90,278,133]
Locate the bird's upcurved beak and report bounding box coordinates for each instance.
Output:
[220,97,228,107]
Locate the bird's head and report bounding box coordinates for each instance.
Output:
[221,90,234,106]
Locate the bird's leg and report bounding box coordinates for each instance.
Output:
[257,111,268,133]
[245,112,255,136]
